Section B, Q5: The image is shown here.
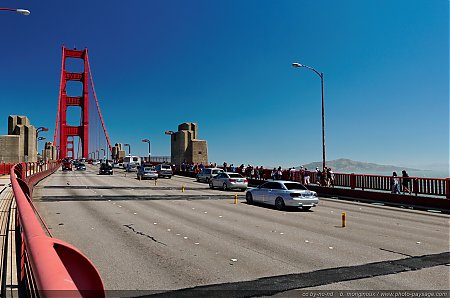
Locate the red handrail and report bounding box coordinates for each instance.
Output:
[10,162,105,297]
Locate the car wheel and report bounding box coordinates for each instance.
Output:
[206,178,210,183]
[275,197,285,211]
[222,183,228,191]
[209,181,214,189]
[246,192,253,204]
[302,206,311,211]
[196,177,200,182]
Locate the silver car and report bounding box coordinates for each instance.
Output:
[196,168,224,182]
[137,166,158,180]
[209,172,248,191]
[246,180,319,211]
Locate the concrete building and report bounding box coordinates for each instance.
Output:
[171,122,208,165]
[0,115,37,163]
[43,142,57,161]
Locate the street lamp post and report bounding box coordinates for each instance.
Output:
[37,137,46,158]
[0,8,31,15]
[142,139,151,162]
[123,144,131,156]
[292,62,326,171]
[36,127,49,151]
[101,149,105,160]
[96,150,99,160]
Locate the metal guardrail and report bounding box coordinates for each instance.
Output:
[9,162,105,298]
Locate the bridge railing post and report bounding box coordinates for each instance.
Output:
[413,178,419,197]
[446,178,450,199]
[350,173,356,190]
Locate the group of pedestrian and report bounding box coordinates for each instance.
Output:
[391,170,412,194]
[270,166,283,180]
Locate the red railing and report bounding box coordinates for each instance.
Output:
[0,163,13,175]
[10,162,105,297]
[176,165,448,199]
[291,171,449,198]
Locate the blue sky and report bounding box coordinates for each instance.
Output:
[0,0,448,172]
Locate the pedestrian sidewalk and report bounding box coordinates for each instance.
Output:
[0,175,18,297]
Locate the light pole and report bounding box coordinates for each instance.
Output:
[101,149,105,160]
[0,8,30,15]
[165,131,174,164]
[292,62,326,171]
[96,150,99,160]
[142,139,151,162]
[124,143,131,156]
[36,127,49,151]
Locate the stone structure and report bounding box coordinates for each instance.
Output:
[171,122,208,165]
[43,141,57,161]
[0,115,37,163]
[112,143,126,161]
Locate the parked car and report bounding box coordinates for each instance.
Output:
[62,161,72,171]
[99,163,113,175]
[196,168,224,182]
[126,163,138,172]
[155,164,173,178]
[209,172,248,191]
[137,166,158,180]
[245,180,319,211]
[76,163,86,171]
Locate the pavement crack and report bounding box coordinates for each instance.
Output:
[379,248,413,257]
[124,224,167,246]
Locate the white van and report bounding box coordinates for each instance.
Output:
[155,164,173,178]
[123,156,141,170]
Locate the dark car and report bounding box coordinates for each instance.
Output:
[76,163,86,171]
[99,163,113,175]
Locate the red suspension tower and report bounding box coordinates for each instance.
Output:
[56,47,89,159]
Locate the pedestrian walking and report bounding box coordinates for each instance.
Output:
[271,168,277,180]
[259,166,265,180]
[391,172,401,194]
[255,166,260,180]
[289,167,296,181]
[316,167,322,185]
[304,168,310,185]
[401,170,412,194]
[327,168,335,187]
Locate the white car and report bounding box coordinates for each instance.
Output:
[246,180,319,211]
[209,172,248,191]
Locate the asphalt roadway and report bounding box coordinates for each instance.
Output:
[32,165,449,297]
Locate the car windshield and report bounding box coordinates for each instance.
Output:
[144,167,154,172]
[283,182,308,190]
[212,170,223,174]
[161,165,171,169]
[228,173,243,178]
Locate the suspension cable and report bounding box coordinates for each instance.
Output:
[86,52,113,154]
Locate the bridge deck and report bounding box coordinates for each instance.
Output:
[31,165,450,295]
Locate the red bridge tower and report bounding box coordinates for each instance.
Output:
[57,47,89,159]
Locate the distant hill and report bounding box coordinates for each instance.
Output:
[300,158,422,174]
